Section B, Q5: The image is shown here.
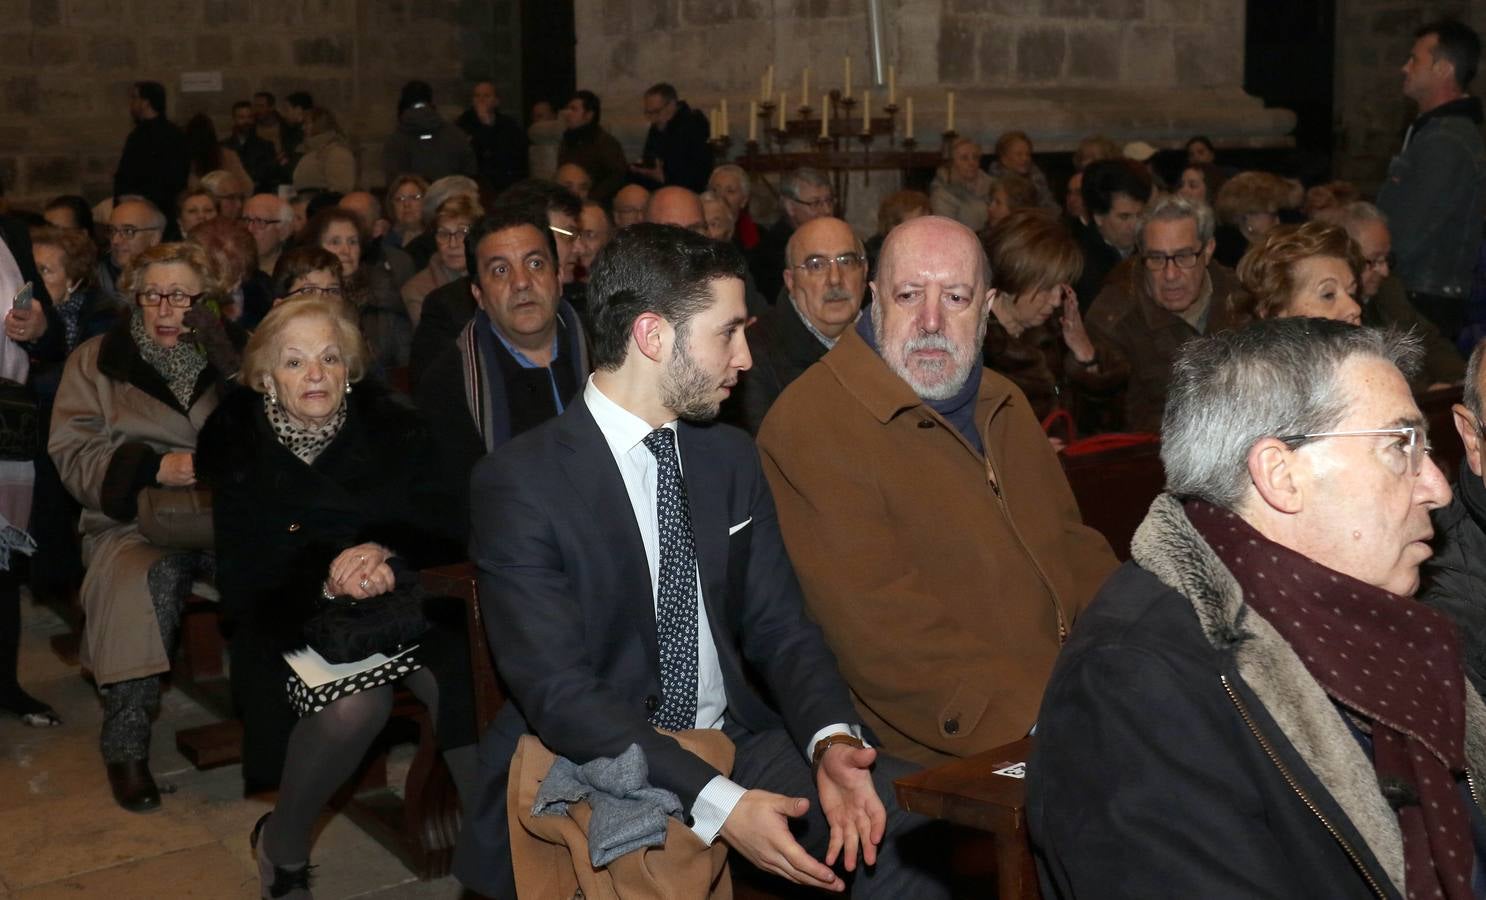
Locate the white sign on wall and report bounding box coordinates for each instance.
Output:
[180,72,223,93]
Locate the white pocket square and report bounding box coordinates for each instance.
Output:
[728,518,752,535]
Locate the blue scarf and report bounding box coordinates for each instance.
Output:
[856,315,983,453]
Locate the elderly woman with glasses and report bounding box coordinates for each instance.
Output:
[401,193,482,328]
[270,246,346,307]
[196,298,473,895]
[1235,220,1364,326]
[48,242,243,813]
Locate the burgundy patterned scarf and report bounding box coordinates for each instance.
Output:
[1187,500,1473,900]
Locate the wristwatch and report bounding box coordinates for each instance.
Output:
[812,732,866,770]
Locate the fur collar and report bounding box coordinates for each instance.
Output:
[1131,493,1486,896]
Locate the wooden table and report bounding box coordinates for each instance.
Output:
[894,738,1039,900]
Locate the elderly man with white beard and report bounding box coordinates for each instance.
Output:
[757,216,1117,767]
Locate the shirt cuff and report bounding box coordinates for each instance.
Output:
[689,775,749,845]
[804,723,866,762]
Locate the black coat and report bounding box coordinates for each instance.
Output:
[222,132,279,193]
[1071,219,1124,313]
[1027,494,1486,900]
[1421,460,1486,701]
[407,276,475,389]
[749,217,792,307]
[196,382,466,788]
[638,101,712,193]
[720,299,829,434]
[113,116,190,217]
[455,107,529,194]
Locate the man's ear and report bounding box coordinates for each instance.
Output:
[631,311,667,364]
[782,266,795,298]
[1453,403,1484,478]
[1201,237,1217,263]
[1246,437,1305,515]
[984,287,997,317]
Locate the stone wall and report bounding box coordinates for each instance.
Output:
[1332,0,1486,186]
[0,0,515,209]
[576,0,1292,155]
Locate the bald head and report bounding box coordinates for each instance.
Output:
[613,184,650,228]
[783,217,866,340]
[875,215,989,291]
[338,191,386,237]
[645,186,707,234]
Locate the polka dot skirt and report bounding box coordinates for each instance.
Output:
[286,649,424,716]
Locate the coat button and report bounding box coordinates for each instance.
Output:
[287,522,301,532]
[644,694,659,713]
[917,420,935,429]
[944,717,960,735]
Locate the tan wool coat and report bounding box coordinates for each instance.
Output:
[48,327,224,686]
[757,328,1118,767]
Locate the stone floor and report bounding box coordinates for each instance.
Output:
[0,595,465,899]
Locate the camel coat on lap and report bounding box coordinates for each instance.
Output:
[757,329,1118,767]
[48,323,226,685]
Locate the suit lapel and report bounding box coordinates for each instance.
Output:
[555,398,660,671]
[678,424,729,632]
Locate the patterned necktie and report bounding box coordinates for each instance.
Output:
[642,427,700,732]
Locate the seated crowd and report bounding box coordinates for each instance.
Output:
[3,16,1486,900]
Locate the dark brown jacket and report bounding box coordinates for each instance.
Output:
[1086,258,1245,433]
[757,329,1118,767]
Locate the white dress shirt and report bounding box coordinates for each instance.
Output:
[584,378,856,844]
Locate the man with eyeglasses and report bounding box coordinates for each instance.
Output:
[723,217,866,433]
[1328,201,1464,389]
[1086,193,1246,433]
[98,197,165,308]
[1422,338,1486,701]
[1028,318,1477,900]
[752,168,835,303]
[241,194,294,277]
[759,215,1116,767]
[631,82,711,193]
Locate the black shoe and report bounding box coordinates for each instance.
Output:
[0,687,61,727]
[105,759,161,813]
[251,813,314,899]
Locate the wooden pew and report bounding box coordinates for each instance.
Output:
[895,738,1039,900]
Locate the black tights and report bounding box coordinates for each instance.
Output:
[0,570,45,712]
[262,667,479,865]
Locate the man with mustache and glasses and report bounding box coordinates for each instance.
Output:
[757,215,1116,767]
[723,216,867,433]
[413,204,590,547]
[453,223,951,899]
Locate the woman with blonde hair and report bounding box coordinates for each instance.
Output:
[1234,220,1363,326]
[49,241,243,811]
[292,107,357,194]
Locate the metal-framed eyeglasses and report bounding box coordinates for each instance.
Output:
[786,193,835,213]
[435,226,472,245]
[1277,426,1433,477]
[284,284,344,300]
[794,253,866,276]
[135,289,205,308]
[107,225,161,240]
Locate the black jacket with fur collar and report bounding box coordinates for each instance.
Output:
[1028,493,1486,900]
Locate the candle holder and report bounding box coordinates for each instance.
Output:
[709,135,734,159]
[758,99,776,120]
[743,139,761,158]
[814,134,834,151]
[798,105,813,122]
[856,131,874,153]
[941,129,959,149]
[839,95,857,119]
[902,137,918,153]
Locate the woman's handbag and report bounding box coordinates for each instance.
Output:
[302,563,431,664]
[136,486,214,550]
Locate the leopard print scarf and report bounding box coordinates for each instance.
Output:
[130,312,206,409]
[263,392,347,464]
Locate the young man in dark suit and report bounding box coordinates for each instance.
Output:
[453,224,948,898]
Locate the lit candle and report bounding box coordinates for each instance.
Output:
[749,100,758,142]
[820,93,829,138]
[802,68,810,108]
[946,91,955,133]
[778,91,786,130]
[862,89,871,132]
[844,55,852,99]
[906,96,914,140]
[721,99,729,137]
[888,65,896,105]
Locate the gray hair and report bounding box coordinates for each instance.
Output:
[1334,200,1388,237]
[1466,338,1486,421]
[1162,319,1423,510]
[422,175,480,228]
[114,194,166,230]
[781,167,830,201]
[1138,193,1216,247]
[710,163,750,200]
